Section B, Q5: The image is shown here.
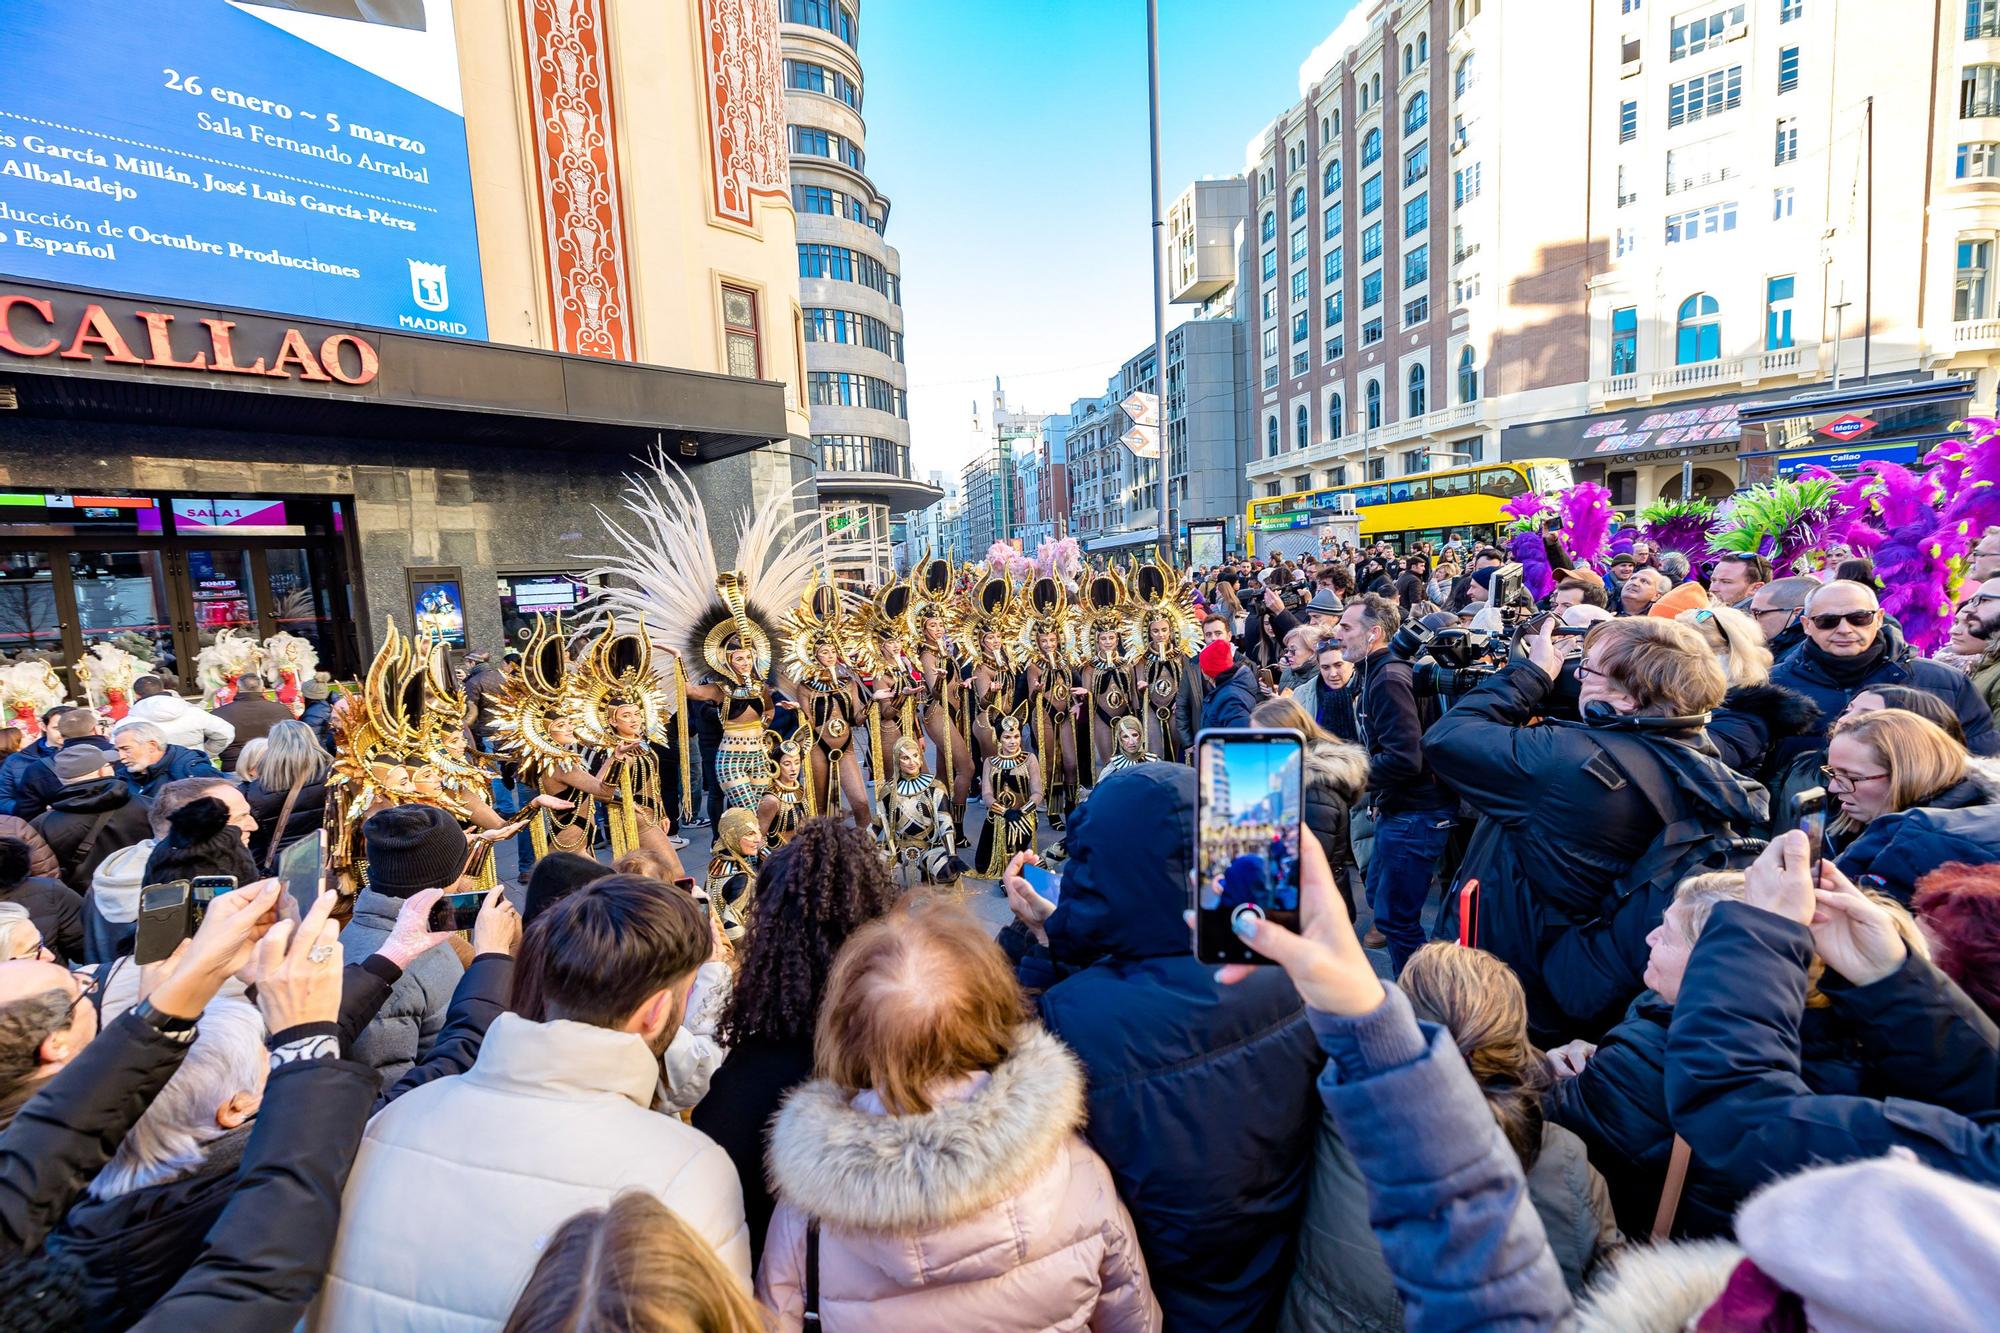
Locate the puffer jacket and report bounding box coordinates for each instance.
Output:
[337,888,463,1090]
[1303,738,1367,915]
[0,739,56,816]
[1767,624,2000,757]
[1704,682,1820,782]
[119,743,221,800]
[1837,760,2000,904]
[1014,764,1322,1333]
[1198,662,1260,731]
[0,814,59,879]
[759,1029,1160,1333]
[313,1013,750,1330]
[123,693,234,760]
[33,775,154,894]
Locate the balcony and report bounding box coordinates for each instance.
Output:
[1594,346,1820,407]
[1955,318,2000,350]
[1246,401,1486,482]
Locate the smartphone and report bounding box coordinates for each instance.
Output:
[277,830,326,922]
[429,889,487,933]
[1192,727,1306,965]
[1020,862,1062,910]
[187,875,237,931]
[134,881,192,965]
[1793,786,1828,883]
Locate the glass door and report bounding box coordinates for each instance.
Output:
[0,551,64,657]
[68,549,175,674]
[262,546,338,662]
[182,549,260,656]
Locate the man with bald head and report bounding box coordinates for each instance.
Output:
[1749,575,1819,661]
[1768,579,1999,755]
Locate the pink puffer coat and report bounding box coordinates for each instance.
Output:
[757,1027,1160,1333]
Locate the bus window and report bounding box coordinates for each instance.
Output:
[1389,480,1413,503]
[1406,478,1432,502]
[1477,468,1527,498]
[1434,469,1474,498]
[1355,483,1389,507]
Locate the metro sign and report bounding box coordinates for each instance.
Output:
[1819,414,1877,443]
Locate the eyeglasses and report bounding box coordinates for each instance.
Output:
[1753,605,1801,624]
[1807,610,1880,631]
[1819,764,1889,792]
[1575,662,1606,682]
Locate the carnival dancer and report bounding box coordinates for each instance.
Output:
[881,736,966,890]
[1097,714,1157,779]
[975,710,1043,877]
[757,737,812,847]
[584,448,823,821]
[1129,553,1202,763]
[778,574,873,823]
[561,618,690,864]
[1020,576,1082,830]
[857,582,926,815]
[705,807,767,942]
[958,572,1023,771]
[487,615,627,863]
[1077,569,1135,786]
[908,557,974,835]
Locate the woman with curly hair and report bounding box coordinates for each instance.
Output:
[690,815,899,1265]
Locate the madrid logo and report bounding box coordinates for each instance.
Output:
[409,260,450,312]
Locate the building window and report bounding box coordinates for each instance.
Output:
[1291,186,1307,220]
[1777,46,1800,93]
[1782,0,1804,19]
[1958,239,1993,320]
[1261,210,1276,242]
[1264,365,1280,389]
[1973,0,2000,39]
[1326,334,1346,361]
[1404,192,1429,237]
[1266,480,1283,498]
[1675,293,1722,365]
[1765,275,1796,350]
[1611,305,1638,375]
[1773,185,1796,219]
[1665,201,1738,243]
[1418,32,1429,64]
[1405,91,1429,135]
[1262,328,1278,361]
[1618,164,1635,206]
[1293,311,1309,344]
[1325,158,1343,194]
[1405,295,1430,325]
[1455,55,1475,98]
[1266,416,1279,457]
[1366,380,1383,429]
[1960,142,2000,178]
[1362,270,1384,309]
[1296,406,1310,450]
[1325,245,1345,282]
[1262,250,1277,281]
[1616,226,1638,258]
[1291,226,1308,262]
[808,371,905,416]
[804,308,901,358]
[1362,316,1385,346]
[788,124,864,171]
[1668,67,1743,127]
[1292,269,1309,304]
[1670,4,1746,61]
[785,0,857,47]
[1333,464,1349,486]
[1329,393,1345,437]
[1404,449,1431,474]
[1262,290,1275,319]
[1453,163,1483,205]
[1620,99,1639,143]
[1325,291,1344,326]
[1362,174,1383,215]
[1362,222,1384,261]
[1362,128,1383,166]
[1966,66,2000,119]
[1325,200,1344,239]
[721,284,760,379]
[796,184,834,214]
[1405,244,1430,287]
[799,244,894,297]
[1408,364,1428,416]
[1458,346,1478,402]
[1405,141,1430,186]
[1775,117,1799,164]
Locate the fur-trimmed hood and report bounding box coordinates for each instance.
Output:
[1718,681,1821,734]
[766,1026,1086,1235]
[1567,1239,1741,1333]
[1305,738,1369,805]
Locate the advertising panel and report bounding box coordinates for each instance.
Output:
[0,0,486,339]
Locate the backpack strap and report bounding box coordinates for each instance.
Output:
[51,806,120,878]
[804,1218,821,1326]
[1652,1134,1693,1241]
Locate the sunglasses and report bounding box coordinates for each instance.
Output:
[1807,610,1881,630]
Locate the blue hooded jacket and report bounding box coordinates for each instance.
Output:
[1027,763,1323,1333]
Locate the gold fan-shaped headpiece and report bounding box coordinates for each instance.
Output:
[1128,551,1200,657]
[572,615,673,749]
[487,615,579,781]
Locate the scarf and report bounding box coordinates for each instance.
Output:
[1802,635,1889,688]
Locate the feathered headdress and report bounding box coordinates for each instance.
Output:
[1636,497,1717,569]
[194,629,265,706]
[75,641,146,721]
[780,572,859,683]
[585,448,826,688]
[329,620,469,863]
[487,614,577,782]
[1557,483,1618,569]
[1078,568,1130,656]
[1019,576,1074,659]
[262,632,320,709]
[0,660,65,737]
[1707,475,1839,574]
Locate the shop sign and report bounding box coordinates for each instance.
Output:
[1818,413,1877,442]
[1583,404,1742,455]
[1774,441,1920,475]
[0,291,378,385]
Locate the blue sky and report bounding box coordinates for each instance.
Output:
[861,0,1360,479]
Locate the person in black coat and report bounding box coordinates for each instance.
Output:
[1766,581,2000,758]
[109,721,222,800]
[691,818,900,1268]
[12,712,114,823]
[1704,681,1820,782]
[0,838,82,964]
[238,721,333,867]
[32,749,155,895]
[1425,617,1769,1041]
[1196,639,1259,731]
[1665,837,2000,1203]
[1000,764,1322,1333]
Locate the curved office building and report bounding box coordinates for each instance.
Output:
[782,0,937,583]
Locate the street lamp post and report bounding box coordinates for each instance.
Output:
[1146,0,1174,561]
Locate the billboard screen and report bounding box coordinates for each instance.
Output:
[0,0,486,339]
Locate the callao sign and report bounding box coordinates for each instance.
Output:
[0,291,379,386]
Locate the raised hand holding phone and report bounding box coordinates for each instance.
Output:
[471,884,523,957]
[1212,826,1386,1017]
[251,889,344,1033]
[1002,850,1055,947]
[147,879,284,1020]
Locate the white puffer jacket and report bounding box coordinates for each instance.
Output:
[312,1013,751,1331]
[123,692,235,759]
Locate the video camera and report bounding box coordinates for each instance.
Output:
[1382,563,1556,701]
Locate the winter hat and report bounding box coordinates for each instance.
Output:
[302,678,330,702]
[1198,638,1235,678]
[363,804,469,896]
[524,851,611,926]
[1469,566,1498,591]
[1649,581,1712,620]
[142,796,259,888]
[53,747,114,782]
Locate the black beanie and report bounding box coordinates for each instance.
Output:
[142,797,260,888]
[363,804,469,896]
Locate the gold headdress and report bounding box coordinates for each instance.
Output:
[1080,569,1130,655]
[329,621,470,866]
[1018,576,1074,660]
[781,572,857,678]
[570,616,673,750]
[1128,551,1200,657]
[487,615,577,782]
[905,554,956,645]
[854,581,916,677]
[953,572,1022,668]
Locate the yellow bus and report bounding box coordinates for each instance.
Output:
[1244,457,1574,559]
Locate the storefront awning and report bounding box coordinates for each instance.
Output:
[0,280,789,461]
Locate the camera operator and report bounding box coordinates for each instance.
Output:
[1333,595,1455,973]
[1241,573,1305,672]
[1424,617,1769,1041]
